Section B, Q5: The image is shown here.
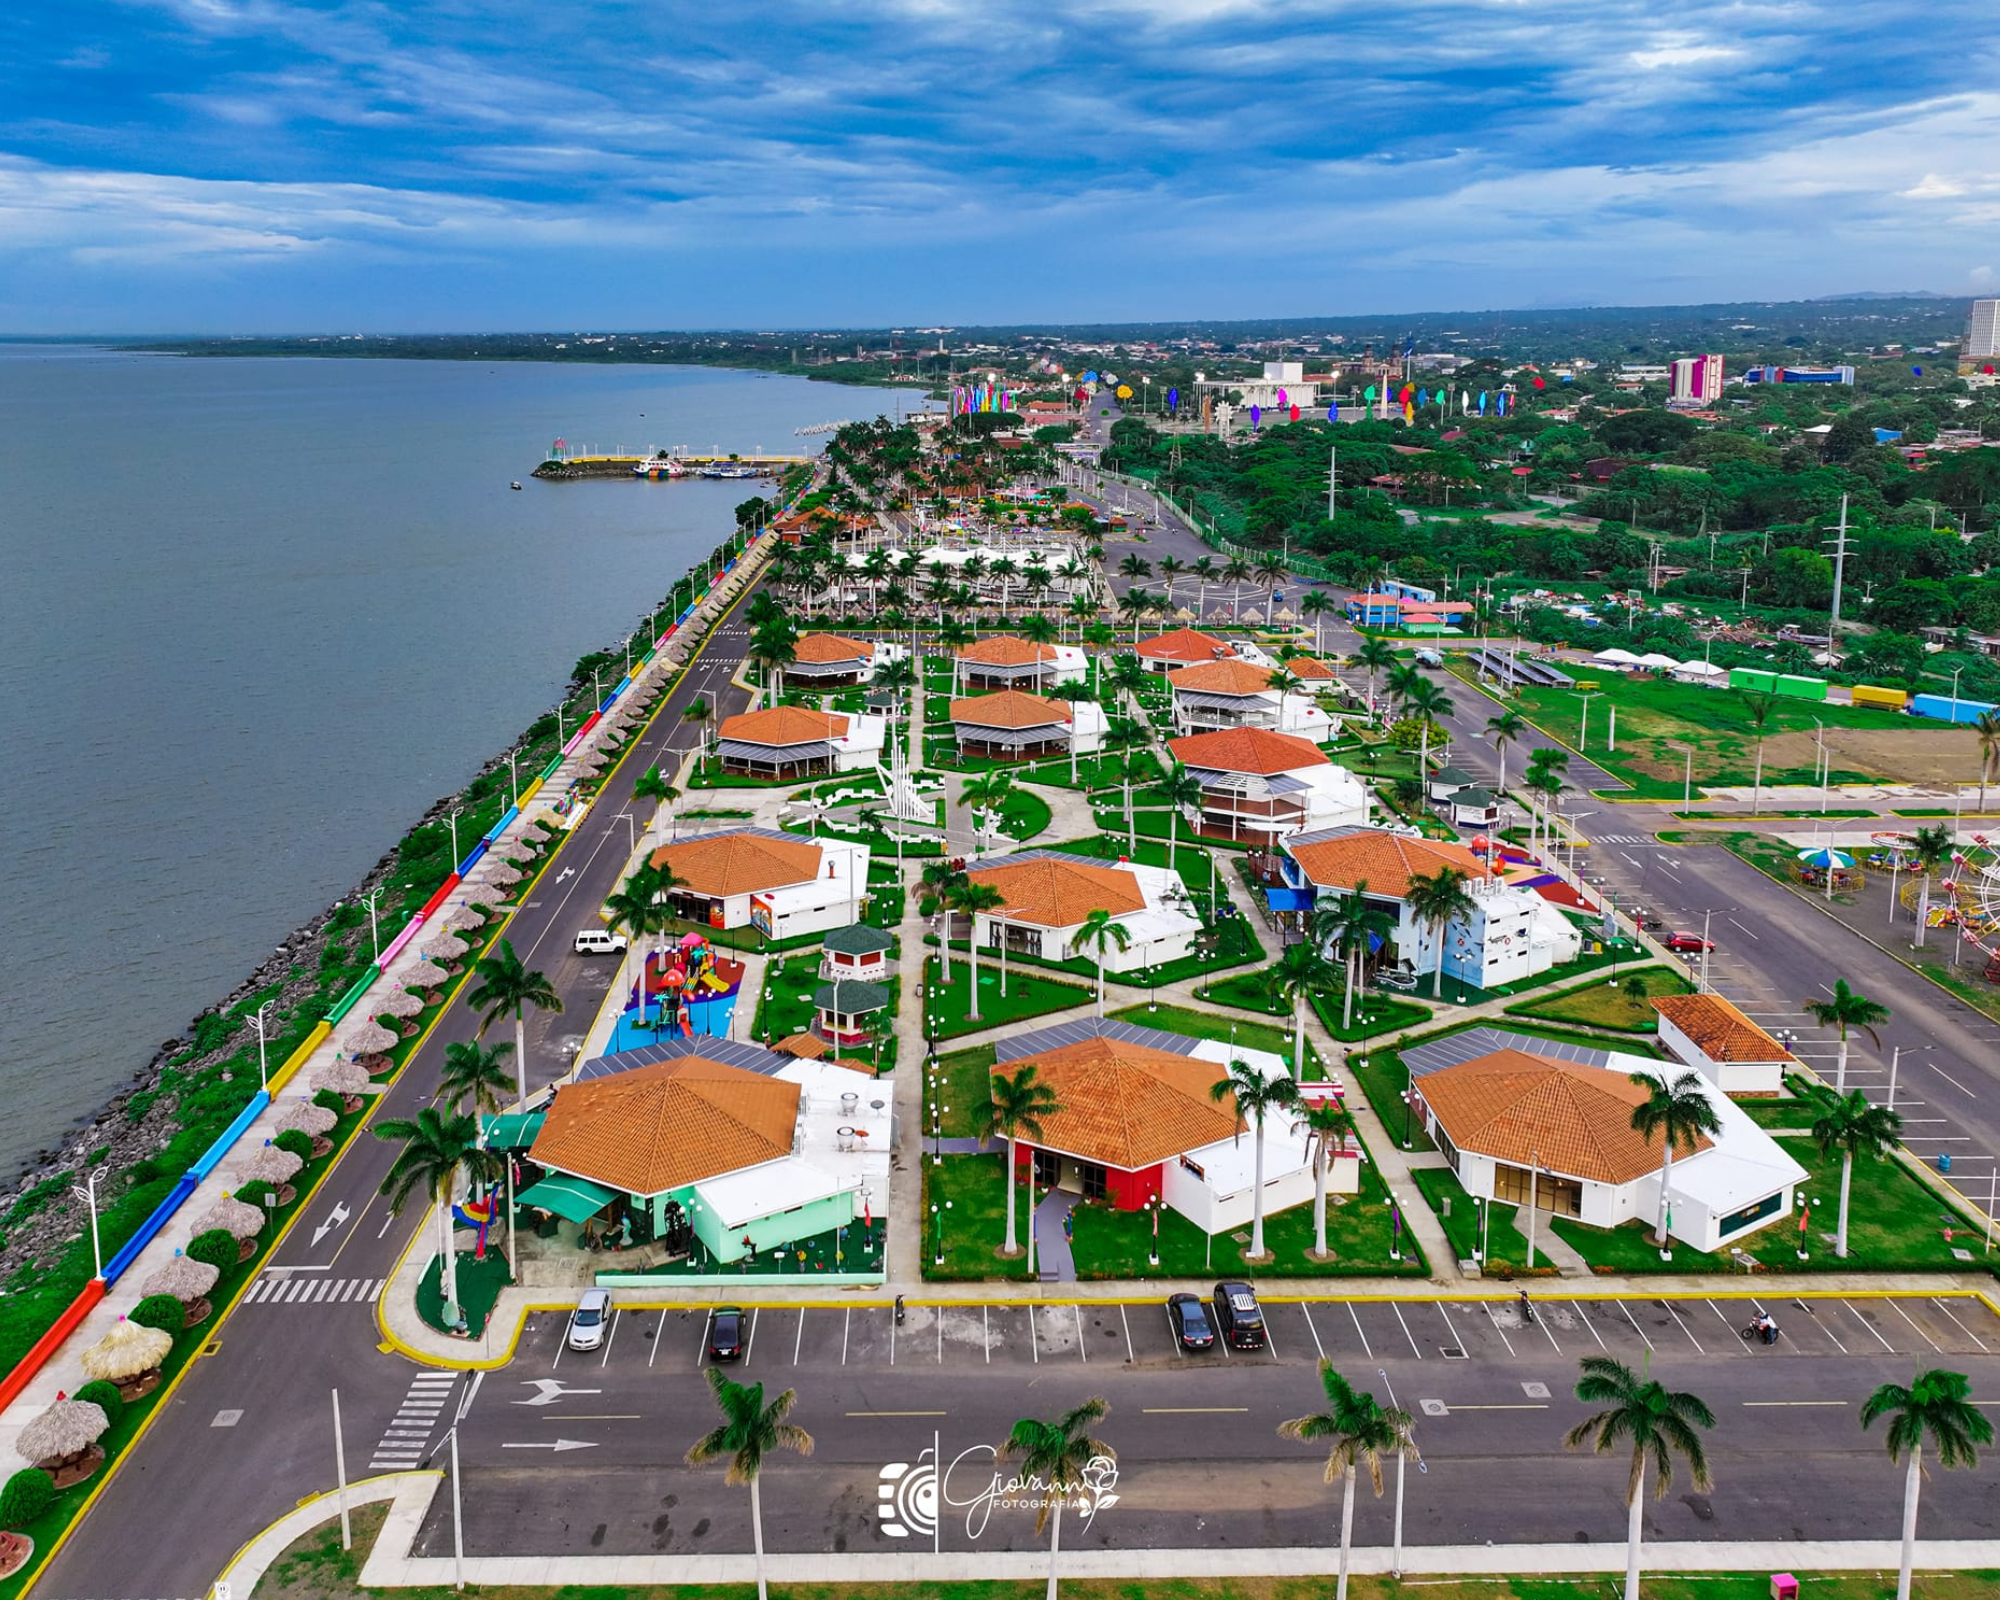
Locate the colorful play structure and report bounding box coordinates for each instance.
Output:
[613,932,746,1048]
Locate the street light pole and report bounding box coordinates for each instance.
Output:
[249,1001,272,1091]
[71,1167,106,1280]
[362,888,382,964]
[447,808,464,870]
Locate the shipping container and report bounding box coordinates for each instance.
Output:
[1850,684,1909,710]
[1729,668,1778,694]
[1911,693,2000,725]
[1773,674,1829,702]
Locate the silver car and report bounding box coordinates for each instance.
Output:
[567,1288,612,1351]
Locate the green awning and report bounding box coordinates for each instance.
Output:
[518,1174,619,1224]
[481,1112,546,1150]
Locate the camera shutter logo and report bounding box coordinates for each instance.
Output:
[877,1458,938,1538]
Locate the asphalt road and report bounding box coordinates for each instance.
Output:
[33,583,762,1600]
[411,1291,2000,1561]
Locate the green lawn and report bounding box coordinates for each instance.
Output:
[921,954,1090,1039]
[940,913,1260,992]
[751,951,898,1068]
[1416,927,1652,1007]
[1409,1166,1542,1276]
[1310,989,1437,1044]
[995,787,1053,842]
[415,1245,512,1337]
[933,1043,998,1138]
[1105,1001,1319,1070]
[925,1150,1428,1279]
[1505,966,1692,1032]
[1344,1037,1435,1153]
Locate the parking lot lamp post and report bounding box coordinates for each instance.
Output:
[932,1200,951,1265]
[1525,1150,1541,1271]
[1145,1196,1161,1267]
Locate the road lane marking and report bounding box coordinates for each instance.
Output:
[938,1307,944,1364]
[983,1303,991,1364]
[1391,1303,1424,1360]
[1618,1302,1656,1352]
[842,1306,851,1365]
[1744,1400,1848,1407]
[889,1303,897,1365]
[1887,1300,1943,1352]
[698,1309,712,1368]
[846,1410,947,1417]
[1837,1300,1898,1353]
[1447,1404,1548,1411]
[1302,1303,1326,1360]
[599,1309,621,1367]
[1142,1407,1249,1414]
[1928,1063,1979,1097]
[1120,1304,1134,1365]
[1570,1302,1608,1351]
[542,1414,640,1420]
[1349,1303,1373,1359]
[1726,918,1760,939]
[744,1307,760,1367]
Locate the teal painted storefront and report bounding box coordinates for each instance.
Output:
[654,1178,859,1265]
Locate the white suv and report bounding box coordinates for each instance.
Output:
[573,929,628,956]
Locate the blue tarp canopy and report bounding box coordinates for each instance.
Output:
[1264,888,1315,912]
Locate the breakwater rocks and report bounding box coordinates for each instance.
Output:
[533,458,645,480]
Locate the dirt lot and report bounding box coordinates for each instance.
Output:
[1769,724,1983,786]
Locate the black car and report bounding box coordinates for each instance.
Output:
[708,1305,746,1362]
[1211,1281,1266,1350]
[1166,1293,1214,1351]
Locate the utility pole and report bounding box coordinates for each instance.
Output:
[1826,493,1850,664]
[1328,444,1338,524]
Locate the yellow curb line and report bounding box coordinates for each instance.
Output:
[213,1471,441,1594]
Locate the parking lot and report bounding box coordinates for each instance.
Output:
[518,1289,1999,1377]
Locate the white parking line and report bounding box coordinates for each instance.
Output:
[983,1303,992,1364]
[1887,1301,1942,1353]
[795,1309,806,1366]
[1392,1303,1424,1359]
[1930,1298,1991,1351]
[842,1307,851,1366]
[1657,1300,1705,1353]
[1837,1301,1896,1353]
[1349,1303,1373,1359]
[937,1308,944,1364]
[1120,1304,1134,1364]
[1570,1301,1608,1351]
[1028,1303,1039,1365]
[1076,1304,1088,1363]
[599,1309,621,1367]
[1301,1303,1326,1360]
[1478,1302,1515,1357]
[1618,1302,1656,1352]
[889,1307,897,1365]
[699,1309,713,1367]
[1263,1308,1278,1358]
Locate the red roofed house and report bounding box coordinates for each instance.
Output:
[1136,627,1236,674]
[715,705,887,778]
[782,633,909,690]
[954,635,1087,694]
[1167,727,1370,842]
[1166,659,1336,739]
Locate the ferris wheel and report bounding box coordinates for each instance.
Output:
[1932,834,2000,973]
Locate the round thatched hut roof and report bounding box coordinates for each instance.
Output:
[197,1197,264,1241]
[241,1145,303,1185]
[420,933,469,962]
[376,988,423,1019]
[310,1058,371,1096]
[79,1321,172,1384]
[273,1101,336,1137]
[16,1399,109,1465]
[343,1021,398,1055]
[139,1253,219,1303]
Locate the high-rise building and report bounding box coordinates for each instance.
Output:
[1963,299,2000,368]
[1669,354,1724,404]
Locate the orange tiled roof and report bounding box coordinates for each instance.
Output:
[650,831,825,897]
[531,1056,800,1195]
[998,1036,1241,1170]
[1169,727,1330,776]
[1167,660,1276,695]
[1137,627,1233,664]
[957,636,1057,666]
[967,855,1145,927]
[1418,1048,1710,1185]
[1651,993,1795,1063]
[771,1032,831,1059]
[790,633,874,665]
[950,689,1068,730]
[718,705,850,746]
[1288,656,1340,681]
[1287,830,1487,899]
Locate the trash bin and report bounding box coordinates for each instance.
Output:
[1770,1576,1799,1600]
[1940,1152,1954,1174]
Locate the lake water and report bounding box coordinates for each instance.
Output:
[0,348,895,1178]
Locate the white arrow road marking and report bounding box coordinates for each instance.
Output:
[502,1439,598,1451]
[515,1379,602,1407]
[312,1201,352,1247]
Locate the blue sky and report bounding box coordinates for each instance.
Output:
[4,0,1997,332]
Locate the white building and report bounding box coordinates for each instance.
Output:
[1414,1040,1807,1254]
[1283,827,1580,990]
[1669,354,1724,405]
[1650,992,1798,1097]
[993,1022,1355,1234]
[650,829,871,941]
[715,705,887,778]
[954,636,1089,694]
[1965,299,2000,365]
[962,851,1201,972]
[1167,659,1335,739]
[1167,726,1368,843]
[781,634,910,689]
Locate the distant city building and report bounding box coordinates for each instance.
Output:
[1742,365,1855,385]
[1669,354,1724,405]
[1963,299,2000,372]
[1615,364,1670,384]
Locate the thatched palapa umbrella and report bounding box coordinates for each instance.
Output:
[421,932,469,965]
[376,987,423,1032]
[197,1197,264,1263]
[483,862,522,886]
[442,905,486,933]
[405,961,451,999]
[274,1100,337,1156]
[344,1019,399,1077]
[243,1143,303,1184]
[80,1321,173,1401]
[519,821,551,842]
[17,1399,109,1487]
[310,1057,370,1109]
[139,1253,220,1328]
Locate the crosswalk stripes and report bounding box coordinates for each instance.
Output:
[1595,834,1653,846]
[370,1371,458,1471]
[240,1274,384,1305]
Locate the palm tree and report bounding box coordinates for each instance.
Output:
[1117,552,1153,585]
[1101,718,1150,852]
[1804,977,1889,1095]
[959,769,1015,857]
[1295,1100,1358,1260]
[1563,1355,1716,1600]
[1485,708,1526,793]
[1743,690,1776,814]
[998,1398,1116,1600]
[982,1064,1062,1257]
[467,939,564,1110]
[1909,821,1953,945]
[375,1106,496,1329]
[1020,612,1059,649]
[1353,635,1396,716]
[1399,677,1455,784]
[952,880,1007,1021]
[1862,1369,1993,1600]
[990,555,1020,613]
[1157,555,1185,606]
[1264,941,1334,1080]
[1209,1057,1300,1258]
[1626,1067,1721,1248]
[1221,556,1251,620]
[1976,708,2000,814]
[605,864,672,1031]
[1404,865,1475,1000]
[1278,1364,1414,1600]
[920,860,969,984]
[1158,762,1207,868]
[434,1038,514,1115]
[1299,590,1331,653]
[632,763,679,836]
[749,619,798,710]
[872,653,917,716]
[1805,1085,1903,1258]
[1312,885,1395,1030]
[685,1367,814,1600]
[1254,551,1288,619]
[1076,908,1131,1016]
[683,695,712,757]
